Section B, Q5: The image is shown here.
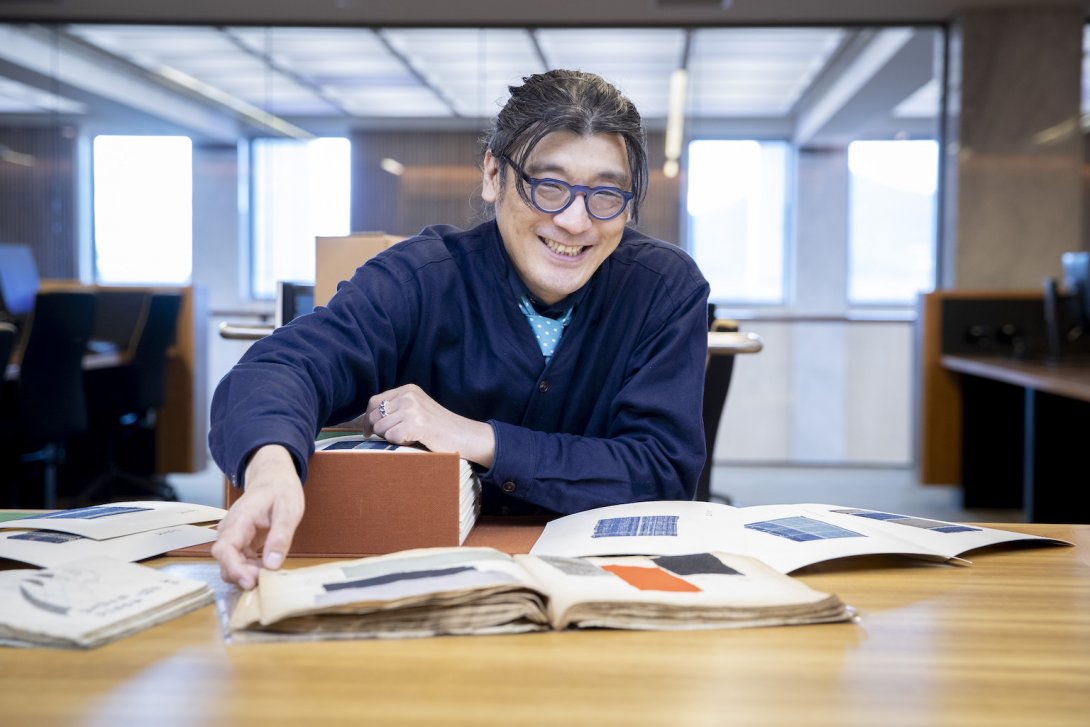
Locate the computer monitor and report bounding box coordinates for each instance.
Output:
[0,243,40,326]
[275,281,315,328]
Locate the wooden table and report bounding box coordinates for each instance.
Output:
[1,522,1087,726]
[942,354,1090,521]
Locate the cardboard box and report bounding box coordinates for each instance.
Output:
[315,232,403,306]
[225,449,464,557]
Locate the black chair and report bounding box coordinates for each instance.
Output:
[0,322,18,504]
[77,292,182,504]
[0,320,17,444]
[88,289,149,355]
[698,317,740,503]
[12,292,97,508]
[0,322,15,376]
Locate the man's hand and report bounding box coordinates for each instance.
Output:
[211,444,304,590]
[363,384,496,467]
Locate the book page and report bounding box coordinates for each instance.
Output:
[0,501,226,540]
[786,504,1072,559]
[529,500,735,558]
[717,504,963,572]
[515,552,850,631]
[0,556,213,649]
[0,524,217,568]
[232,547,544,630]
[529,500,1070,573]
[314,434,427,452]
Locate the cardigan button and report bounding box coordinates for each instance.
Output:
[538,379,550,393]
[501,481,517,493]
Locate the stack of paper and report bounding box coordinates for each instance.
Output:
[0,501,226,567]
[458,459,482,545]
[0,556,213,649]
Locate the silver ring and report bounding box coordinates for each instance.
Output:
[378,399,389,418]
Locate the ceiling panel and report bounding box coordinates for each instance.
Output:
[0,77,85,114]
[328,86,453,117]
[68,25,241,56]
[688,27,844,116]
[382,28,542,117]
[0,22,949,137]
[535,28,686,119]
[894,78,940,119]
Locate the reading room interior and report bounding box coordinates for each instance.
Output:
[0,1,1088,725]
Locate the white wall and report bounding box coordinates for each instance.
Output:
[716,320,914,465]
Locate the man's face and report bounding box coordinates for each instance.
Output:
[482,131,631,306]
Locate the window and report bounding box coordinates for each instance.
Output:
[847,140,938,305]
[687,140,790,304]
[92,135,192,284]
[251,137,351,299]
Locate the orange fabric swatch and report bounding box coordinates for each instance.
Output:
[600,565,702,592]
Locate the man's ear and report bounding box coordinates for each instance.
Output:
[481,150,500,204]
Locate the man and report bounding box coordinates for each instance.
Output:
[210,69,710,589]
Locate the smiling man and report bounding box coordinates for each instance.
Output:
[209,70,710,589]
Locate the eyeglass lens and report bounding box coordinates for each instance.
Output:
[532,180,626,219]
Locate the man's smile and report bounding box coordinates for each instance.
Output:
[541,236,589,258]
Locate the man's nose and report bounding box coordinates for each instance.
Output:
[552,195,594,234]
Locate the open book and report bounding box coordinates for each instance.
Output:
[0,556,214,649]
[529,501,1071,573]
[227,546,852,641]
[0,501,225,567]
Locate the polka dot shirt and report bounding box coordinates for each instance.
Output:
[518,295,573,361]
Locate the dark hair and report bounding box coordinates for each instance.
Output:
[483,69,648,224]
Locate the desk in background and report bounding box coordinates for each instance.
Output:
[942,354,1090,522]
[3,349,123,382]
[917,290,1090,522]
[0,521,1086,726]
[35,282,208,476]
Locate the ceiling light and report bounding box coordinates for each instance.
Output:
[155,65,313,139]
[380,157,405,176]
[664,68,688,178]
[0,144,35,167]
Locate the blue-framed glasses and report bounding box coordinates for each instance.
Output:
[502,155,634,221]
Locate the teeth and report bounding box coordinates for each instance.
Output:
[543,238,584,257]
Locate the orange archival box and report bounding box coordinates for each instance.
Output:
[225,448,467,557]
[315,232,403,307]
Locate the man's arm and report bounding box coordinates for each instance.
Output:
[211,444,304,589]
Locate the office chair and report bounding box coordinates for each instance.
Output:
[88,289,149,355]
[13,291,97,508]
[77,292,182,505]
[698,317,741,503]
[0,322,16,504]
[0,321,15,376]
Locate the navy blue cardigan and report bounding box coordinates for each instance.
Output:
[209,220,710,515]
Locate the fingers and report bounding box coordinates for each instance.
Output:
[212,515,263,590]
[261,491,304,571]
[366,386,418,441]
